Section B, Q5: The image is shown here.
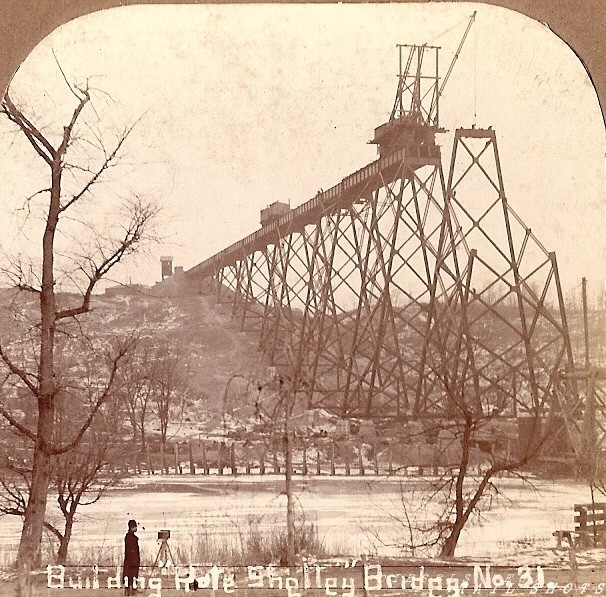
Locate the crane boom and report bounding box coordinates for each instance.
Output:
[439,11,477,98]
[428,11,476,121]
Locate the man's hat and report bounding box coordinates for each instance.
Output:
[128,519,137,528]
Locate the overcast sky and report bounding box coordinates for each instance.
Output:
[0,3,603,302]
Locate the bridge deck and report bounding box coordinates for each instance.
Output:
[186,144,440,280]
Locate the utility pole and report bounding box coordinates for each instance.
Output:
[581,277,598,508]
[582,277,590,369]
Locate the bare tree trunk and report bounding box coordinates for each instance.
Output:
[132,434,138,474]
[17,151,61,570]
[17,562,32,597]
[440,418,472,558]
[57,514,75,565]
[17,399,54,568]
[285,404,295,568]
[440,522,464,557]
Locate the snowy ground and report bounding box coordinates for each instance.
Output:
[0,475,603,570]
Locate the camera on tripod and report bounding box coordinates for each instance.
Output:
[151,529,176,571]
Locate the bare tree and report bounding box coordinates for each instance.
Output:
[117,347,155,461]
[381,310,556,558]
[260,358,309,569]
[149,345,187,449]
[363,481,450,557]
[0,426,123,565]
[0,366,126,565]
[220,362,306,569]
[52,436,122,563]
[0,76,157,574]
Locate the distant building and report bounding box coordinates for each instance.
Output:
[104,283,148,298]
[151,258,196,297]
[160,255,174,280]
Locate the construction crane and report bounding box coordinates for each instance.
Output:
[370,11,476,157]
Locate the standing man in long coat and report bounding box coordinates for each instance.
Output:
[123,519,140,595]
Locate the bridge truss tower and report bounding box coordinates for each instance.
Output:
[188,45,574,422]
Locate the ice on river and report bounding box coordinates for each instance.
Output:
[0,475,592,568]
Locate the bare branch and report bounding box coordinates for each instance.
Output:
[0,454,31,480]
[0,406,37,444]
[44,521,63,543]
[1,94,55,164]
[49,337,137,456]
[55,197,157,321]
[0,256,42,294]
[55,84,90,165]
[51,50,80,103]
[59,121,136,213]
[0,344,39,396]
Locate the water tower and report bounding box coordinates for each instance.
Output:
[160,256,173,280]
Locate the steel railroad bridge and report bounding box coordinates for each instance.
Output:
[165,44,585,454]
[189,137,440,283]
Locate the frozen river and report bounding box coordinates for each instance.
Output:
[0,474,591,568]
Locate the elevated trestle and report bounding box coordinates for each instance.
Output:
[168,45,574,431]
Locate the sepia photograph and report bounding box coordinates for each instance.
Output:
[0,1,604,595]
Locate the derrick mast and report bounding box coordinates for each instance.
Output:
[370,44,445,159]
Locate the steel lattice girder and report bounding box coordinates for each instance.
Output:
[209,128,573,419]
[421,129,573,420]
[551,368,606,466]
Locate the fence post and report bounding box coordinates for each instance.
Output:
[189,440,195,475]
[302,441,307,476]
[160,444,166,474]
[358,444,365,476]
[218,442,224,475]
[316,444,321,476]
[345,443,350,476]
[260,448,266,475]
[231,443,237,475]
[202,443,209,475]
[373,443,379,476]
[273,450,280,474]
[568,544,579,597]
[146,446,153,475]
[246,445,251,475]
[388,444,393,475]
[330,442,336,476]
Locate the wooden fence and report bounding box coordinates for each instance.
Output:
[116,439,488,477]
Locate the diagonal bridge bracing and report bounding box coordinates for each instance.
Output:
[183,127,572,421]
[179,44,574,423]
